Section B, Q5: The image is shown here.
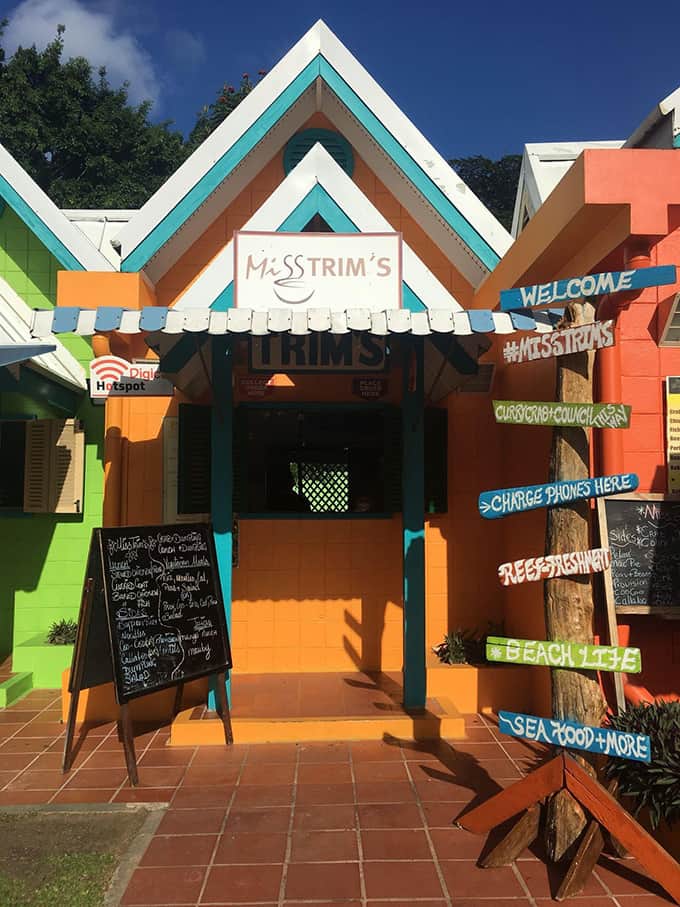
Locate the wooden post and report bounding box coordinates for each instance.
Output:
[63,578,94,772]
[544,300,607,860]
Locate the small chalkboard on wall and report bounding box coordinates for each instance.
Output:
[63,523,233,785]
[597,494,680,617]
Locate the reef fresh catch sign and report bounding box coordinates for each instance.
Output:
[493,400,631,428]
[498,711,651,763]
[478,473,639,519]
[502,320,615,365]
[499,264,676,311]
[234,231,402,311]
[498,548,611,586]
[486,636,642,673]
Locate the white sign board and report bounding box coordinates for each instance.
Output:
[234,231,402,311]
[89,356,174,399]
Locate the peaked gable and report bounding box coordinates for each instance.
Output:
[0,143,114,272]
[173,144,462,313]
[117,20,511,287]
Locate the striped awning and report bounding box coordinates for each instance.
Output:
[31,307,561,338]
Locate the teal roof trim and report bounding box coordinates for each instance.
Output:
[212,185,425,312]
[123,54,500,275]
[0,173,83,271]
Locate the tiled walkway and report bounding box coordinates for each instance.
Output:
[0,690,674,906]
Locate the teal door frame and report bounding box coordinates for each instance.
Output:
[401,337,426,710]
[208,336,233,710]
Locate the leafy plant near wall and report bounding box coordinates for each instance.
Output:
[604,700,680,830]
[433,622,505,665]
[46,619,78,646]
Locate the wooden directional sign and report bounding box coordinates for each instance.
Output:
[478,473,638,519]
[493,400,631,429]
[498,711,651,763]
[502,320,614,365]
[500,264,676,311]
[486,636,642,673]
[498,548,611,586]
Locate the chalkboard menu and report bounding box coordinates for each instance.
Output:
[75,523,232,703]
[598,495,680,615]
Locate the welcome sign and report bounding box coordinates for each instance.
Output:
[234,231,402,311]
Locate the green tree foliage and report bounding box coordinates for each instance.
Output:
[186,71,266,154]
[0,22,185,208]
[449,154,521,231]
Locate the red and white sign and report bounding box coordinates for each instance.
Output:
[238,375,273,398]
[352,377,388,400]
[234,231,402,311]
[498,547,611,586]
[89,356,174,399]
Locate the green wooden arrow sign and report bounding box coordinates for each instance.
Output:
[486,636,641,673]
[493,401,631,429]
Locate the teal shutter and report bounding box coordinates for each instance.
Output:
[383,405,402,513]
[424,407,448,514]
[178,404,211,514]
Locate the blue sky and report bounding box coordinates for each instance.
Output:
[4,0,679,158]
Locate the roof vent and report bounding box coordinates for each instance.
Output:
[283,129,354,176]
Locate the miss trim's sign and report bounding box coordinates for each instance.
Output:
[234,231,402,311]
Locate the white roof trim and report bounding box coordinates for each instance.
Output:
[625,85,680,148]
[115,20,510,278]
[0,277,86,391]
[0,143,114,272]
[173,143,463,313]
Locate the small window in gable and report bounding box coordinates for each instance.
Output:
[283,129,354,177]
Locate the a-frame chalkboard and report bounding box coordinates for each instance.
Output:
[63,523,233,785]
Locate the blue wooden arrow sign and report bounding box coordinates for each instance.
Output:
[498,711,651,763]
[500,264,676,311]
[478,473,639,519]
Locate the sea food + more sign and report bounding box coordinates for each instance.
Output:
[498,711,651,763]
[486,636,641,673]
[478,473,638,519]
[498,548,611,586]
[493,400,631,429]
[499,264,677,311]
[502,320,615,365]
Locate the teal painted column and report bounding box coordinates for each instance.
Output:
[401,337,426,710]
[209,336,233,710]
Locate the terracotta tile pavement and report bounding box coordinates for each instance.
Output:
[0,695,674,905]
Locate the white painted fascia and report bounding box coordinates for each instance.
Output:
[174,143,463,313]
[0,143,114,272]
[625,85,680,148]
[116,19,511,271]
[0,277,86,390]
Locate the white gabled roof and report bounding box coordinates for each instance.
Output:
[511,141,624,237]
[0,277,86,391]
[63,210,135,268]
[174,143,463,313]
[0,143,115,272]
[625,85,680,149]
[115,20,511,287]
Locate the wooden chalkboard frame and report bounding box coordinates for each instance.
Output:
[98,524,233,704]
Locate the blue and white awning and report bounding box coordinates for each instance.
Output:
[31,306,561,339]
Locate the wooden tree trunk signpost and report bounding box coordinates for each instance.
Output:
[544,299,606,860]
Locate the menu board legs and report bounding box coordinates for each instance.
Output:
[62,578,94,773]
[118,703,139,786]
[215,672,234,744]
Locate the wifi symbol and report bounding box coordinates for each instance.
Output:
[90,356,130,382]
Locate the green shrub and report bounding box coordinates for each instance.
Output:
[47,619,78,646]
[432,622,505,665]
[604,700,680,830]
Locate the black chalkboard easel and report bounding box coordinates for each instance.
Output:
[63,524,234,785]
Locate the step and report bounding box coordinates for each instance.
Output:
[0,672,33,708]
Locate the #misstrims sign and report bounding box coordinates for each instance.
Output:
[234,231,402,311]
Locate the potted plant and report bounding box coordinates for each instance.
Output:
[604,700,680,858]
[47,619,78,646]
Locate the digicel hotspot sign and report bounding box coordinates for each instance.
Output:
[89,356,174,399]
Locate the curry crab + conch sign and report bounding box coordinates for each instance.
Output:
[486,636,642,673]
[498,548,611,586]
[502,320,615,365]
[478,473,639,519]
[493,400,631,429]
[498,711,651,763]
[499,264,677,311]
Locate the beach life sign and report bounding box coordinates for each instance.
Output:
[486,636,642,673]
[493,400,631,429]
[498,547,611,586]
[478,472,639,519]
[500,264,676,311]
[498,711,651,763]
[502,320,615,365]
